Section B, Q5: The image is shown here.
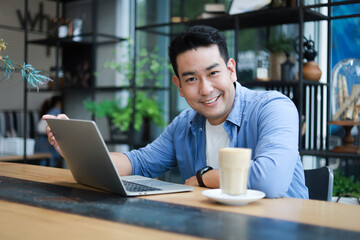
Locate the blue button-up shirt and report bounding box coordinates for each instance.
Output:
[125,82,309,199]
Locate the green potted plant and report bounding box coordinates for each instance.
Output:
[84,40,170,141]
[265,34,294,81]
[333,169,360,204]
[103,39,172,87]
[84,92,166,141]
[265,34,294,54]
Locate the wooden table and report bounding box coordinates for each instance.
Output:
[0,162,359,240]
[0,152,52,162]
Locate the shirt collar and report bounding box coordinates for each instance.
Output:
[226,81,242,127]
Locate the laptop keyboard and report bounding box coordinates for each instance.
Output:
[122,180,161,192]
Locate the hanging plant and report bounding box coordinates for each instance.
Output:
[0,38,52,90]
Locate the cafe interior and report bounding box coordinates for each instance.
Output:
[0,0,359,239]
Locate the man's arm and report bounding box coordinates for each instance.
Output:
[248,95,301,198]
[110,152,133,176]
[185,170,220,188]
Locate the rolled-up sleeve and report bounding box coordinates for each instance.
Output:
[247,94,301,198]
[124,116,179,178]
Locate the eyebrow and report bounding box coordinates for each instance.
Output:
[181,63,220,77]
[206,63,220,71]
[181,71,196,77]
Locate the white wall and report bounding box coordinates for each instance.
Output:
[0,0,58,110]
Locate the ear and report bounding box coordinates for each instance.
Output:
[172,75,184,97]
[227,58,237,83]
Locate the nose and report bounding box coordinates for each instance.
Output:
[199,78,213,95]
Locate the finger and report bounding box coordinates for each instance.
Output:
[56,114,69,119]
[47,126,54,136]
[42,114,57,120]
[47,130,53,139]
[48,136,55,145]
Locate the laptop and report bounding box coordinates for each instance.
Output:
[45,118,194,196]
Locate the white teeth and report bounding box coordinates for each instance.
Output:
[204,97,217,104]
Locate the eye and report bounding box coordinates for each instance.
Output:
[209,71,219,76]
[185,77,196,82]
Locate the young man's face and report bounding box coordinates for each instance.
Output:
[173,44,237,125]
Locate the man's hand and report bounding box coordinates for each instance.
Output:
[42,114,69,158]
[185,170,220,188]
[185,175,199,186]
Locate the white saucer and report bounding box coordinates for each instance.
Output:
[202,189,265,205]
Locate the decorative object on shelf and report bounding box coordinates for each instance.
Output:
[270,0,286,8]
[255,50,270,81]
[331,58,360,121]
[265,34,294,81]
[329,58,360,154]
[0,39,52,91]
[72,60,91,88]
[303,60,322,81]
[48,66,68,90]
[72,18,83,42]
[196,3,227,19]
[280,52,295,81]
[270,0,296,8]
[229,0,271,15]
[53,17,72,38]
[328,120,360,154]
[295,36,322,81]
[285,0,296,7]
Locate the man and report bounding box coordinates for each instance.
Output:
[45,25,308,199]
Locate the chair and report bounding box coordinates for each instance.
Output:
[304,166,334,201]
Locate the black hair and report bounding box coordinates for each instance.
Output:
[168,25,229,77]
[39,95,62,116]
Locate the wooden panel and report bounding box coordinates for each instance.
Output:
[0,200,200,240]
[1,175,359,240]
[0,153,52,162]
[0,162,359,232]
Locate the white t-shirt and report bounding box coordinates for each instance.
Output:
[205,119,230,169]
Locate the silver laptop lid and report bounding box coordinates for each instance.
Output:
[46,118,194,196]
[46,118,127,195]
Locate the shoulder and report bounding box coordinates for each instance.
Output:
[229,84,297,125]
[241,88,296,112]
[236,87,298,125]
[241,86,290,103]
[248,91,299,127]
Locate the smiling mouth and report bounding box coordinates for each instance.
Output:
[203,95,220,104]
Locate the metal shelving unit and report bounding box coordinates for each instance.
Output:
[135,0,360,161]
[23,0,129,153]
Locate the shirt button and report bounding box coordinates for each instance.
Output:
[199,128,203,131]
